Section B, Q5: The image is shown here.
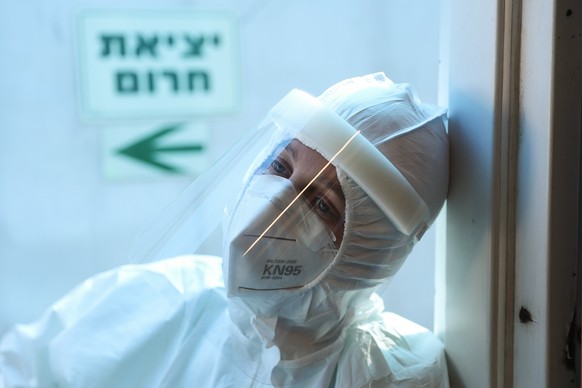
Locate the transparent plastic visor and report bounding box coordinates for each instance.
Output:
[129,87,429,266]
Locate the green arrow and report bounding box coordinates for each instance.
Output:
[117,124,204,173]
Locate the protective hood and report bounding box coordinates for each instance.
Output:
[127,72,448,386]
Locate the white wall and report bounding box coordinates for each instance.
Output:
[0,0,441,334]
[439,0,503,384]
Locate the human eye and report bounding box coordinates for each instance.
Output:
[267,158,290,177]
[313,196,343,227]
[309,183,344,229]
[314,197,331,214]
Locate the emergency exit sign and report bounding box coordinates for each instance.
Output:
[77,10,239,120]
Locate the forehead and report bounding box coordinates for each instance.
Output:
[284,139,329,168]
[280,140,338,179]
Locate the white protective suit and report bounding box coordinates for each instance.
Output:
[0,73,450,387]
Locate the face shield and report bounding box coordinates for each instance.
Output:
[129,88,430,294]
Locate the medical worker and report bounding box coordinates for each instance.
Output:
[0,73,450,387]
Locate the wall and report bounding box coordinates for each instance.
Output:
[514,0,581,386]
[0,0,442,334]
[439,0,503,385]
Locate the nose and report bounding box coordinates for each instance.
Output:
[288,173,316,203]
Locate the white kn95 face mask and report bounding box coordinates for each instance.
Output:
[223,174,338,297]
